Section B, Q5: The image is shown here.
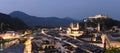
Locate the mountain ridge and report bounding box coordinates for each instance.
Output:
[0,13,27,31]
[9,11,79,27]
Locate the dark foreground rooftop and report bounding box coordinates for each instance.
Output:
[0,44,25,53]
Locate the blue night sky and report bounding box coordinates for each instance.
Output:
[0,0,120,20]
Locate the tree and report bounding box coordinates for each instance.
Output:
[88,33,95,41]
[0,37,5,49]
[105,48,120,53]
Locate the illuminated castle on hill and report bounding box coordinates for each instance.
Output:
[88,14,108,19]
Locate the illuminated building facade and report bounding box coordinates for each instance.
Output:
[67,23,83,39]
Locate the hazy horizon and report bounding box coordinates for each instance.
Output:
[0,0,120,20]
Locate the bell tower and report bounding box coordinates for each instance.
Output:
[70,23,79,30]
[97,23,100,32]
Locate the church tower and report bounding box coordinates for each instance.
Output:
[97,23,100,32]
[70,23,79,30]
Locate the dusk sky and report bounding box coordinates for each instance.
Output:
[0,0,120,20]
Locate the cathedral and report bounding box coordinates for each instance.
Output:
[67,23,83,38]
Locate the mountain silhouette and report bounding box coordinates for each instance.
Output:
[0,13,27,31]
[10,11,79,27]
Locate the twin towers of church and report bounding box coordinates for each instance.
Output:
[67,23,83,37]
[70,23,79,31]
[67,22,100,39]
